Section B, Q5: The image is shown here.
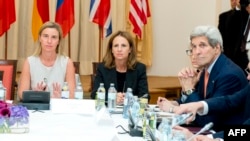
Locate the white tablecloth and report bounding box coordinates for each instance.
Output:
[0,109,144,141]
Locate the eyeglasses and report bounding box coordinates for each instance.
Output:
[186,43,210,56]
[245,68,250,74]
[186,49,193,56]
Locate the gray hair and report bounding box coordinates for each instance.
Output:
[190,25,223,52]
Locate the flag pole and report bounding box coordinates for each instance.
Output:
[68,32,71,58]
[98,26,102,62]
[4,32,8,59]
[135,35,138,52]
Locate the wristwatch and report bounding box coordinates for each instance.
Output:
[184,89,195,95]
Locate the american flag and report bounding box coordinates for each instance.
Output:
[129,0,151,38]
[89,0,112,38]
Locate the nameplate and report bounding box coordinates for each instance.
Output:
[95,107,114,127]
[50,99,95,116]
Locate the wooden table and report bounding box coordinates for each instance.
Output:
[148,76,182,104]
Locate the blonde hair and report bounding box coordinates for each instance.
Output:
[33,21,65,56]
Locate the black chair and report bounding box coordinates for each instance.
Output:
[90,62,100,91]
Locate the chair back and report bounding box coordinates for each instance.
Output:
[0,70,3,81]
[0,59,17,100]
[73,61,81,85]
[73,61,80,74]
[90,62,100,91]
[92,62,100,75]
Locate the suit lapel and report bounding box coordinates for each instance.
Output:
[106,68,118,87]
[205,54,226,98]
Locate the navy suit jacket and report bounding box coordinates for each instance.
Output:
[178,54,248,130]
[205,84,250,139]
[90,62,149,101]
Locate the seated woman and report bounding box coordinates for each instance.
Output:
[91,30,149,105]
[18,21,76,100]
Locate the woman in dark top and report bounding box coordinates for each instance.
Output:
[91,31,149,104]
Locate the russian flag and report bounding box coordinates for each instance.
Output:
[55,0,75,37]
[89,0,112,38]
[32,0,49,41]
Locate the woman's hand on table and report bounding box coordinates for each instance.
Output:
[116,92,125,105]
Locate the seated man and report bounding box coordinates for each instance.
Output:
[157,25,248,131]
[173,59,250,139]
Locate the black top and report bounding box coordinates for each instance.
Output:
[116,71,126,92]
[91,62,149,101]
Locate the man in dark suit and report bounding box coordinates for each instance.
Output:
[174,76,250,139]
[173,49,250,140]
[157,25,248,131]
[218,0,249,73]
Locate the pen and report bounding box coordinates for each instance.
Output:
[43,78,47,91]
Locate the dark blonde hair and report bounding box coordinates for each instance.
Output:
[33,21,65,56]
[103,31,137,69]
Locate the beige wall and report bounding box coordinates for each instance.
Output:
[147,0,231,76]
[0,0,231,76]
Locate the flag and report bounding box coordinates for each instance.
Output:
[32,0,49,41]
[89,0,112,38]
[0,0,16,36]
[55,0,75,37]
[129,0,151,38]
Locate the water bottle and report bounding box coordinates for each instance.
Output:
[0,81,6,100]
[142,112,149,140]
[96,83,106,109]
[148,109,157,134]
[108,83,117,112]
[75,82,84,99]
[158,117,173,141]
[143,108,157,141]
[123,87,133,119]
[61,82,70,99]
[130,96,140,127]
[171,130,186,141]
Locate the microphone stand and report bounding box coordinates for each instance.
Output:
[187,122,214,141]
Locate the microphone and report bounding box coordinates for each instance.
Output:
[140,93,149,98]
[172,113,193,127]
[187,122,214,141]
